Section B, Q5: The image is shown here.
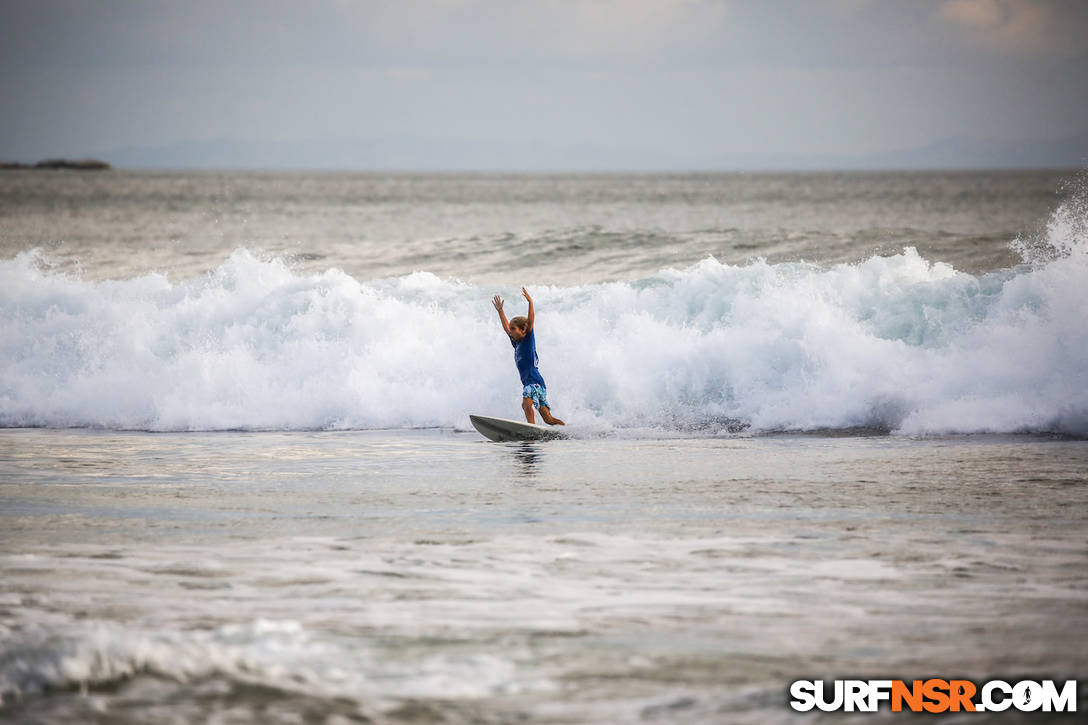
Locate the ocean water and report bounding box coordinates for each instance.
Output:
[1,170,1087,723]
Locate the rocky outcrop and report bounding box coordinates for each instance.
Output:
[35,158,112,170]
[1,159,112,170]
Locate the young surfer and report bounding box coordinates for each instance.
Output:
[492,288,565,426]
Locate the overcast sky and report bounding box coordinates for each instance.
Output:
[2,0,1087,169]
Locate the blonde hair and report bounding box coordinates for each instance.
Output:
[509,316,529,331]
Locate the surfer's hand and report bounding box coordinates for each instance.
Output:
[492,295,504,311]
[521,287,531,302]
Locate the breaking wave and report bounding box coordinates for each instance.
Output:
[2,198,1086,436]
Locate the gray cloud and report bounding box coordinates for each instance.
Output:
[1,0,1086,168]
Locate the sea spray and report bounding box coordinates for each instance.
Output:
[2,201,1086,434]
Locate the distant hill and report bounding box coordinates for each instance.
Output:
[1,158,112,171]
[860,133,1088,170]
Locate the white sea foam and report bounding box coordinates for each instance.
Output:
[0,618,530,708]
[2,200,1086,435]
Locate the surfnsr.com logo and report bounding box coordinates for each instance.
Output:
[789,679,1077,713]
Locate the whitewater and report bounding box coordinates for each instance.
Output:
[2,198,1086,435]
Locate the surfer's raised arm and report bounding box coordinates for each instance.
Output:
[492,295,512,337]
[522,287,534,332]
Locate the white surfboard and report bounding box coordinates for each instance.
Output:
[469,414,567,442]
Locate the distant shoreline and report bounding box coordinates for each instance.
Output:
[1,159,112,171]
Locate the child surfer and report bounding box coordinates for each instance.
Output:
[492,288,565,426]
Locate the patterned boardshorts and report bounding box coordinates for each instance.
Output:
[522,383,550,409]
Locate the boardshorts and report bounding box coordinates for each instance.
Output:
[522,383,550,409]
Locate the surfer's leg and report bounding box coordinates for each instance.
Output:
[522,396,536,424]
[539,406,565,426]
